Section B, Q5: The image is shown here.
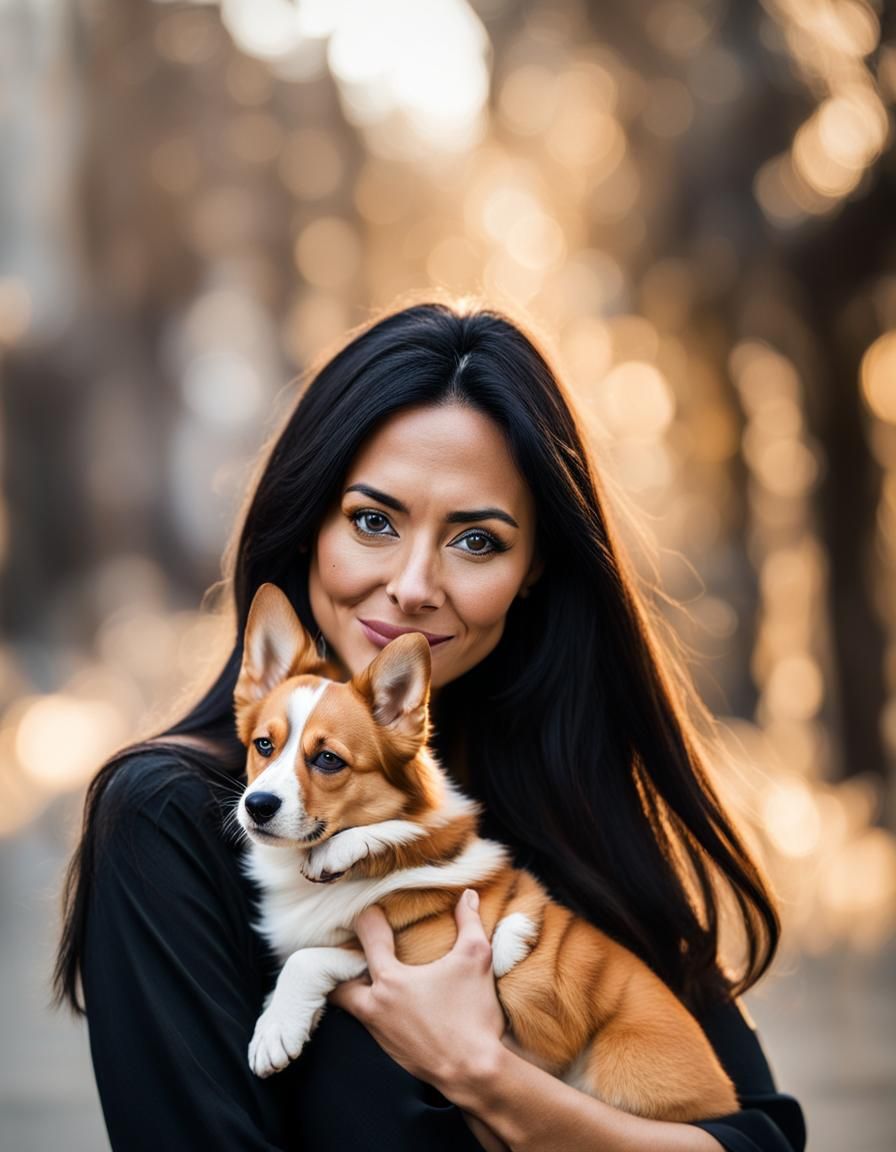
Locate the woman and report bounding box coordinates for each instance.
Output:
[54,300,806,1151]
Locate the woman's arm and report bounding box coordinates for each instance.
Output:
[448,1043,725,1152]
[332,894,805,1152]
[81,755,292,1151]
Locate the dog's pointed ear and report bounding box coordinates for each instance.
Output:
[352,633,432,744]
[234,585,322,739]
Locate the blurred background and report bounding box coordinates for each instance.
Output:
[1,0,894,1148]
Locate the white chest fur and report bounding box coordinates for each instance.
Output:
[242,835,509,962]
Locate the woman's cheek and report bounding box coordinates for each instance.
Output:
[456,564,527,628]
[316,525,374,597]
[438,570,524,679]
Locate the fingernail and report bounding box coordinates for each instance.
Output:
[465,888,479,910]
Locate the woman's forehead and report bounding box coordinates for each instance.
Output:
[344,405,534,512]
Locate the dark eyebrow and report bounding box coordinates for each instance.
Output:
[444,508,520,530]
[345,484,407,512]
[344,484,520,529]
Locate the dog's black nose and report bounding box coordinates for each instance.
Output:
[245,791,282,824]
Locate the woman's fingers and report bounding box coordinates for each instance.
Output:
[333,905,398,1018]
[353,904,399,978]
[452,889,492,966]
[327,975,372,1017]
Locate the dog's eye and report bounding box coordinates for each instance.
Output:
[253,737,274,757]
[311,750,346,773]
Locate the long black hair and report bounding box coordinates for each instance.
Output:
[55,298,779,1015]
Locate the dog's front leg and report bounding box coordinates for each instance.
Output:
[301,820,425,882]
[249,947,367,1077]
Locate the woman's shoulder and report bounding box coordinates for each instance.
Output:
[94,735,240,843]
[83,738,274,1000]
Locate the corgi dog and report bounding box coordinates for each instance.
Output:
[234,583,738,1122]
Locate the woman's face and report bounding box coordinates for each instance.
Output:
[308,403,542,690]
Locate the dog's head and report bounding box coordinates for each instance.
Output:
[234,583,435,848]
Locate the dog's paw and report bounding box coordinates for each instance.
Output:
[301,831,367,883]
[491,912,539,978]
[248,1003,320,1078]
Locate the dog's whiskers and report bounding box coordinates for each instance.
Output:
[221,799,250,846]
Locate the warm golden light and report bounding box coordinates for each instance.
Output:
[505,211,566,272]
[546,108,625,173]
[820,828,896,947]
[499,65,558,136]
[808,0,880,58]
[221,0,306,62]
[327,0,490,153]
[732,342,801,409]
[596,361,675,440]
[560,316,613,392]
[764,654,825,721]
[15,695,128,790]
[763,776,823,858]
[793,114,863,199]
[861,331,896,424]
[817,92,882,170]
[751,438,820,498]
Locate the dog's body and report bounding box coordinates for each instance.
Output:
[235,584,738,1123]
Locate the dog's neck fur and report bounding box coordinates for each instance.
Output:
[348,749,482,879]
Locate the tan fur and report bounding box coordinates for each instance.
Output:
[238,584,739,1122]
[372,863,739,1120]
[374,848,737,1120]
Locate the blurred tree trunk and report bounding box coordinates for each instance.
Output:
[789,171,893,784]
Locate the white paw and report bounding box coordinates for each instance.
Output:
[301,831,367,882]
[248,1002,321,1078]
[491,913,538,978]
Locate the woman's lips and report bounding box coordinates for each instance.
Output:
[358,619,453,649]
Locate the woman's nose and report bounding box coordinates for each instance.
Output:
[385,543,445,613]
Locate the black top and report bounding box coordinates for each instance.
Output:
[82,753,807,1152]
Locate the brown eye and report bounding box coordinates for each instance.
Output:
[452,530,506,556]
[311,749,346,773]
[351,510,395,537]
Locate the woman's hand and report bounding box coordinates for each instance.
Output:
[329,889,506,1089]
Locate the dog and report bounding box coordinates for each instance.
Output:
[234,583,738,1122]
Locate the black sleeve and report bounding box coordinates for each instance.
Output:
[688,994,807,1152]
[82,755,299,1151]
[290,1007,487,1151]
